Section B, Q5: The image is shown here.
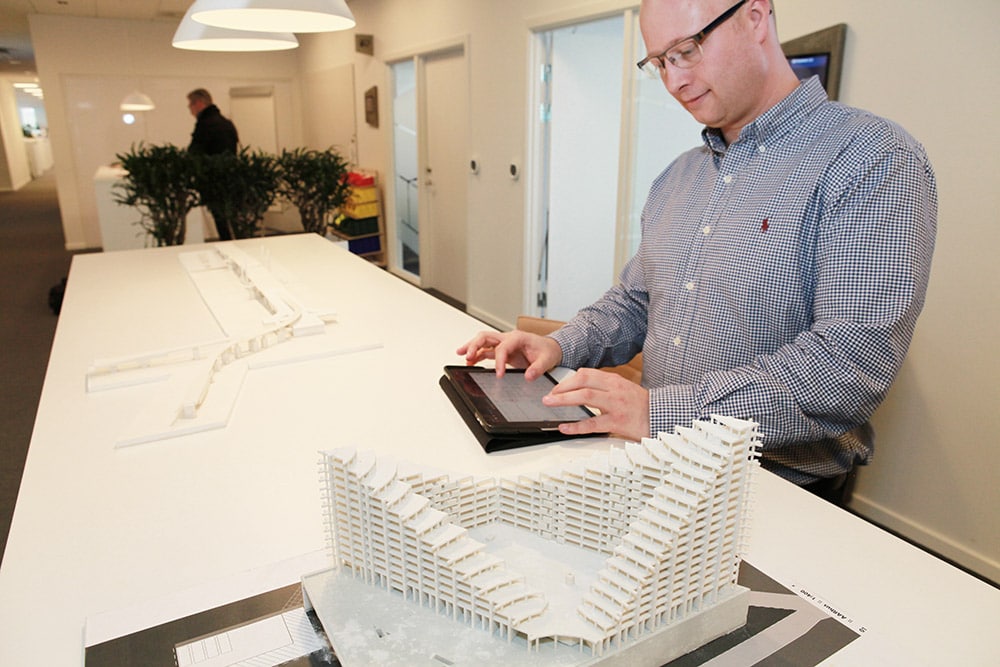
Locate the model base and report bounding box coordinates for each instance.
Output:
[302,566,750,666]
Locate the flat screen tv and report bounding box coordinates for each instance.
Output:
[787,53,830,89]
[782,24,846,100]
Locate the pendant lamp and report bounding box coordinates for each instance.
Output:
[119,24,155,113]
[189,0,356,34]
[173,8,298,51]
[120,91,156,112]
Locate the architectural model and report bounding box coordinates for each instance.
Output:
[85,244,379,447]
[305,415,760,665]
[86,245,330,399]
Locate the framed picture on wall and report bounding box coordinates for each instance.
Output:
[365,86,378,128]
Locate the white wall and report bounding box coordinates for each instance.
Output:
[297,0,999,583]
[28,14,303,250]
[297,0,640,328]
[778,0,1000,583]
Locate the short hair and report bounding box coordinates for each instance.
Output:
[187,88,213,105]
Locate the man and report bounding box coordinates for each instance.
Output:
[459,0,937,500]
[187,88,238,156]
[186,88,239,239]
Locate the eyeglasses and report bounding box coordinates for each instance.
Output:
[637,0,747,77]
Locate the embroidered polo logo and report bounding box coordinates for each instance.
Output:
[761,218,769,232]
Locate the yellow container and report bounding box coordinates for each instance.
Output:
[349,185,379,205]
[343,200,380,219]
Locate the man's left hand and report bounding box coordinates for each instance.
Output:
[543,368,649,442]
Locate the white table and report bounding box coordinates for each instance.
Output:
[0,234,996,666]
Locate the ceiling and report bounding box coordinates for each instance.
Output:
[0,1,208,77]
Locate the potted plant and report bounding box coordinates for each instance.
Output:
[194,147,282,239]
[277,147,351,235]
[114,143,200,246]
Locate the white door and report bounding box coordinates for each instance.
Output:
[528,11,702,319]
[419,47,469,304]
[229,86,277,153]
[545,15,625,321]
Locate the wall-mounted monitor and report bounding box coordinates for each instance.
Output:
[781,24,847,100]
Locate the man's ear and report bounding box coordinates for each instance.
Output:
[747,0,774,43]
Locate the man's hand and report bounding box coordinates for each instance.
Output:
[543,368,649,442]
[457,330,563,379]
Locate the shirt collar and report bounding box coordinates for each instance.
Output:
[702,75,829,155]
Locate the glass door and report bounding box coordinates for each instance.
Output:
[391,59,420,278]
[527,10,702,319]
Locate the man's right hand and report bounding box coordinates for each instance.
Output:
[456,330,563,380]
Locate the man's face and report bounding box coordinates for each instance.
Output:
[188,99,205,117]
[639,0,761,141]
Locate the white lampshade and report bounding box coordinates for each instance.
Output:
[189,0,356,34]
[120,91,155,112]
[172,10,298,51]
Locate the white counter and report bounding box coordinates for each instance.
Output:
[24,136,53,177]
[93,165,209,251]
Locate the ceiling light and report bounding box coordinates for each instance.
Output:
[173,9,298,51]
[188,0,356,34]
[120,91,156,112]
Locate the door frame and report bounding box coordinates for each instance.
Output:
[524,5,642,317]
[384,35,470,288]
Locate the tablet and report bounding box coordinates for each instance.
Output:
[442,365,595,435]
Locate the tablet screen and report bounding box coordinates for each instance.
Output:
[443,366,593,434]
[468,372,589,422]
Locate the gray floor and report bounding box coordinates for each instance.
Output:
[0,171,73,565]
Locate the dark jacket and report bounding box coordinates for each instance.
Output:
[188,104,239,155]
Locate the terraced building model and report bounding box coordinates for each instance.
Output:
[306,414,760,665]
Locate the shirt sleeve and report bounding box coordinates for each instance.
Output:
[550,254,650,371]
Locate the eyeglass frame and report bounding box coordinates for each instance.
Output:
[636,0,748,75]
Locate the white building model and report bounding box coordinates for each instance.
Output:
[311,415,759,664]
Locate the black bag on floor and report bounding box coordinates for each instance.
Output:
[48,277,67,315]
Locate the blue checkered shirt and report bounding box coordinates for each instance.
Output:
[551,77,937,483]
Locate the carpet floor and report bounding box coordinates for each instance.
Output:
[0,171,73,564]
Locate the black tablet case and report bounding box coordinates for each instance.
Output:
[439,374,584,452]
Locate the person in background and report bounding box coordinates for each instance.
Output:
[458,0,937,504]
[187,88,239,240]
[187,88,238,156]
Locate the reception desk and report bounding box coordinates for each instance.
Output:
[25,136,54,177]
[93,165,209,251]
[0,234,996,665]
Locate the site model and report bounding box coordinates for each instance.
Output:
[84,244,378,447]
[305,415,760,665]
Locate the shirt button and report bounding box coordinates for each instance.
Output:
[673,336,682,346]
[685,281,695,291]
[723,174,733,184]
[758,145,766,154]
[703,225,712,235]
